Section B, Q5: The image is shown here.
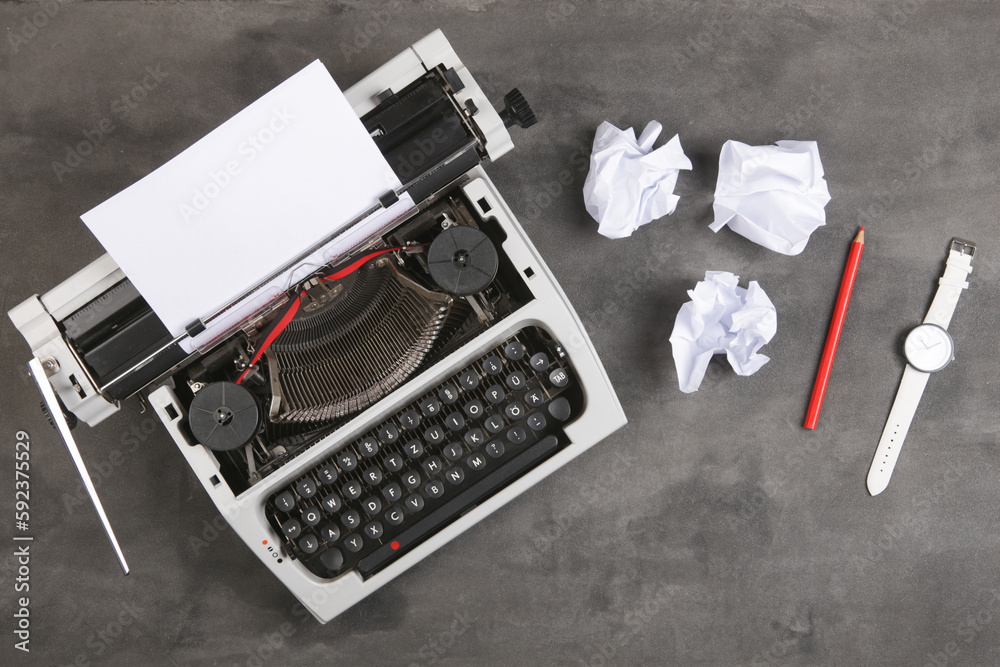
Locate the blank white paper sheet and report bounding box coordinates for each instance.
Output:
[81,60,409,346]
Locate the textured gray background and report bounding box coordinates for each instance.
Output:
[1,0,999,665]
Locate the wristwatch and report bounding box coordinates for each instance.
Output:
[867,238,975,496]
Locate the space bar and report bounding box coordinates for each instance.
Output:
[358,435,560,577]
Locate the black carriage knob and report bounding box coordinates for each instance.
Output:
[498,88,537,129]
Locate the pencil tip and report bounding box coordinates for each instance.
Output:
[856,228,865,244]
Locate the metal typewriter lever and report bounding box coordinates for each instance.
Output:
[29,358,130,575]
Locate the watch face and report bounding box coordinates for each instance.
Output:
[904,323,954,372]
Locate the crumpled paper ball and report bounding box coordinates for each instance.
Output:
[668,271,777,393]
[583,120,692,239]
[710,140,831,255]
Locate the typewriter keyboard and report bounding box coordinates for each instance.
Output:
[264,326,583,579]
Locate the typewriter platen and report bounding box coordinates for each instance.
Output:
[9,31,626,622]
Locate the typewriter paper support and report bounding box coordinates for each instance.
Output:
[9,30,626,621]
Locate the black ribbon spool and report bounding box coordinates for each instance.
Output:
[187,381,261,452]
[427,226,499,296]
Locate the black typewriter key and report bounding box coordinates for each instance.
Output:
[464,428,485,448]
[504,341,525,361]
[505,371,527,390]
[342,481,363,500]
[425,480,445,499]
[295,478,317,499]
[424,425,445,446]
[275,491,296,512]
[385,506,404,526]
[549,367,569,388]
[382,482,402,502]
[358,437,379,458]
[525,388,545,408]
[484,414,505,434]
[402,470,421,490]
[301,508,322,527]
[506,426,527,446]
[364,521,384,540]
[404,493,425,513]
[383,452,404,472]
[482,355,504,376]
[320,547,344,572]
[530,352,549,371]
[439,384,460,404]
[298,534,319,555]
[316,464,338,485]
[404,439,424,459]
[320,523,341,543]
[547,396,571,421]
[336,451,358,472]
[459,370,480,391]
[467,452,487,471]
[443,442,464,461]
[445,412,466,431]
[486,440,506,458]
[445,467,465,485]
[321,493,342,513]
[378,424,400,444]
[422,456,444,476]
[504,401,526,421]
[527,412,548,432]
[399,410,421,430]
[344,534,364,553]
[420,396,441,417]
[363,496,382,516]
[281,519,302,539]
[362,466,383,486]
[485,385,506,404]
[463,399,484,419]
[341,510,361,530]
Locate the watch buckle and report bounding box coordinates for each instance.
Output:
[951,238,976,258]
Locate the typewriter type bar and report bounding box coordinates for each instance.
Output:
[10,30,626,622]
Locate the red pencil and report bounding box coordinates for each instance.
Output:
[804,227,865,430]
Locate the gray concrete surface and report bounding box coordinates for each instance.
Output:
[2,0,999,664]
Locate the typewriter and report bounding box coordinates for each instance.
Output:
[8,31,626,622]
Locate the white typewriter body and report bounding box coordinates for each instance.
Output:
[9,31,626,622]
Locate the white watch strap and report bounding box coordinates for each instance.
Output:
[924,246,973,328]
[867,365,930,495]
